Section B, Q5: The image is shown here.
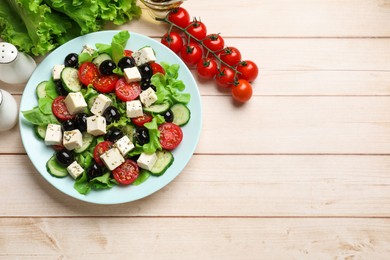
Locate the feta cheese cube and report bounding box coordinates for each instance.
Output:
[100,148,125,171]
[64,92,87,115]
[52,64,65,81]
[126,100,143,118]
[132,47,156,66]
[87,115,107,136]
[137,152,157,171]
[114,135,135,156]
[44,124,62,146]
[81,44,95,56]
[90,94,112,116]
[123,67,142,83]
[139,87,158,107]
[67,161,84,179]
[63,129,83,150]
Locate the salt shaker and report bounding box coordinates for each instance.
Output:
[0,89,18,131]
[0,42,36,84]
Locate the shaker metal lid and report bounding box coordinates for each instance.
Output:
[0,42,18,64]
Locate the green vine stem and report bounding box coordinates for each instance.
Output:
[156,16,241,80]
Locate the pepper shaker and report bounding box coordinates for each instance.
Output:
[0,42,36,84]
[0,89,18,131]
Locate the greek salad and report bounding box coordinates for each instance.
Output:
[22,31,191,195]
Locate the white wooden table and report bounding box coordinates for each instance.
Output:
[1,0,390,258]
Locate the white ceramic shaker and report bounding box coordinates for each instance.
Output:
[0,89,18,131]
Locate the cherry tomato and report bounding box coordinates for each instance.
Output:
[52,144,65,151]
[237,60,259,82]
[186,20,207,41]
[123,49,133,57]
[232,79,253,103]
[112,159,139,185]
[161,32,184,54]
[216,66,236,88]
[167,7,190,29]
[52,96,74,121]
[180,43,203,67]
[93,74,119,93]
[203,34,225,52]
[93,141,113,166]
[196,58,218,80]
[115,78,141,102]
[158,123,183,150]
[131,113,153,127]
[150,62,166,75]
[78,62,99,86]
[220,47,242,67]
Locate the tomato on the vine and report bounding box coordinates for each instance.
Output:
[216,66,236,88]
[161,32,184,54]
[231,79,253,103]
[236,60,259,82]
[186,20,207,41]
[196,58,218,80]
[150,62,166,75]
[220,47,242,67]
[167,7,190,29]
[203,34,225,53]
[94,74,119,93]
[180,43,203,67]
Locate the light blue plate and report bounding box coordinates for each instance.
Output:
[19,31,202,204]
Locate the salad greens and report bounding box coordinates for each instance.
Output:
[0,0,141,56]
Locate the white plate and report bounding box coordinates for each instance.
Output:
[19,30,202,204]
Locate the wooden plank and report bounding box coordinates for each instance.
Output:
[2,217,390,259]
[123,0,390,37]
[3,38,390,95]
[6,95,390,154]
[2,154,390,217]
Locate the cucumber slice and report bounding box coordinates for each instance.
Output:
[46,155,68,178]
[143,102,170,114]
[87,94,99,110]
[61,67,82,92]
[120,124,136,143]
[93,53,111,68]
[36,81,48,99]
[34,125,47,140]
[150,150,174,176]
[74,132,94,153]
[171,103,191,126]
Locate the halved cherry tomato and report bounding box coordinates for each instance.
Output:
[150,62,166,75]
[186,20,207,41]
[112,159,139,185]
[180,43,203,67]
[216,66,236,88]
[161,32,184,54]
[93,141,113,165]
[203,34,225,52]
[131,113,153,127]
[237,60,259,82]
[167,7,190,29]
[124,49,133,57]
[220,47,242,67]
[78,62,99,86]
[231,79,253,103]
[158,123,183,150]
[196,57,218,80]
[52,144,65,151]
[115,78,141,102]
[52,96,74,121]
[94,74,119,93]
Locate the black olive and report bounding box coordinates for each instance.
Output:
[74,113,88,132]
[55,149,74,166]
[99,59,116,75]
[138,64,153,81]
[64,53,78,68]
[164,109,174,123]
[55,80,68,96]
[141,80,157,92]
[87,162,104,180]
[62,119,76,131]
[118,56,136,70]
[105,127,124,142]
[102,106,120,124]
[135,127,149,145]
